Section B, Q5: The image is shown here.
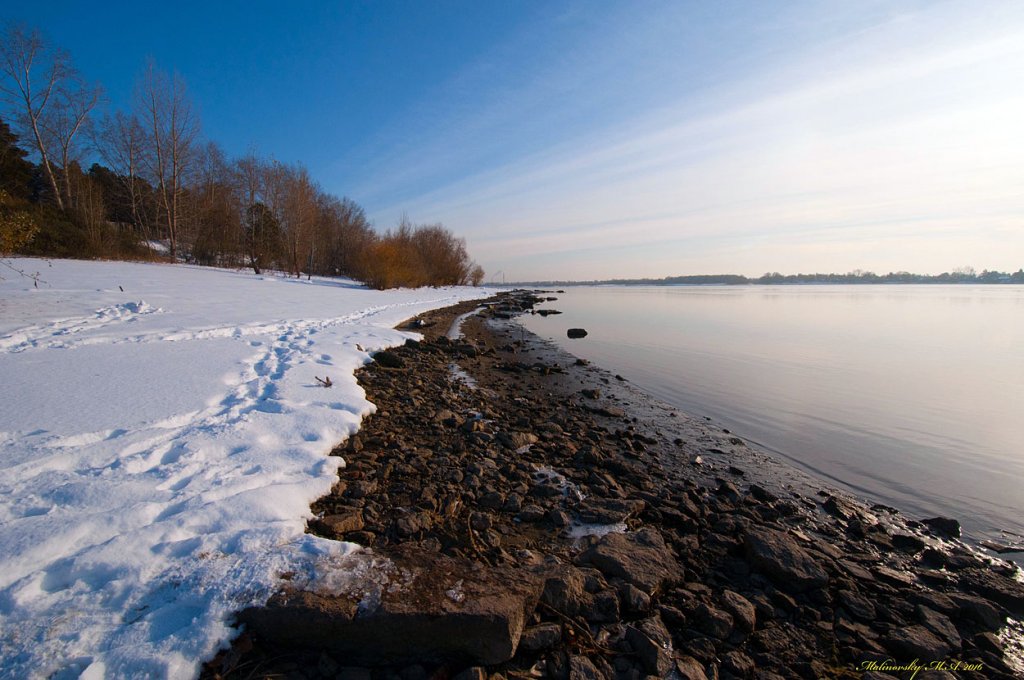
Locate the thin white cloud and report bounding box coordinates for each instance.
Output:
[351,1,1024,279]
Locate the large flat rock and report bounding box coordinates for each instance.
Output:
[238,546,545,666]
[743,526,829,592]
[577,527,682,594]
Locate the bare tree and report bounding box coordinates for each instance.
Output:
[233,151,279,274]
[314,193,372,277]
[191,141,242,266]
[40,71,102,209]
[271,162,317,277]
[95,111,150,237]
[234,150,265,215]
[137,60,199,260]
[68,168,106,252]
[469,263,485,287]
[0,24,68,209]
[412,223,472,285]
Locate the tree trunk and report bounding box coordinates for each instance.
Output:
[28,116,64,210]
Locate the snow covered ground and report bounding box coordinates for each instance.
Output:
[0,259,489,679]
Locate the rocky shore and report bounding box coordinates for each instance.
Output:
[203,291,1024,680]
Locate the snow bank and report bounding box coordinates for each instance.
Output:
[0,259,489,679]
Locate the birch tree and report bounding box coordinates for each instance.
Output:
[41,70,102,209]
[137,61,199,260]
[0,24,68,209]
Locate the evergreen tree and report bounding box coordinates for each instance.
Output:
[0,117,35,201]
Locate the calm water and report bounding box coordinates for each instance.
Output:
[520,285,1024,550]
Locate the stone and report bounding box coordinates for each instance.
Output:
[720,590,756,633]
[822,495,858,521]
[576,498,645,524]
[891,534,926,553]
[915,605,961,651]
[749,484,777,503]
[743,527,829,592]
[479,492,505,509]
[674,657,708,680]
[373,350,405,368]
[949,593,1005,629]
[396,513,425,537]
[519,623,562,651]
[922,517,961,538]
[238,547,544,665]
[568,656,604,680]
[684,636,718,663]
[618,583,651,616]
[453,668,487,680]
[502,493,524,513]
[317,653,339,677]
[716,480,741,499]
[549,509,571,528]
[944,554,981,571]
[579,568,605,593]
[908,591,957,616]
[722,651,755,677]
[581,590,620,623]
[920,548,948,569]
[974,631,1003,655]
[587,404,626,418]
[567,328,588,339]
[313,511,364,537]
[541,566,588,616]
[577,527,682,594]
[753,672,786,680]
[518,505,546,523]
[345,530,377,546]
[470,512,492,531]
[958,567,1024,617]
[838,589,877,622]
[547,650,575,680]
[837,559,875,582]
[625,615,674,676]
[873,565,914,587]
[345,479,378,499]
[884,625,952,660]
[694,603,733,640]
[497,431,538,450]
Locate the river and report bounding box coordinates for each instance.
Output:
[519,284,1024,554]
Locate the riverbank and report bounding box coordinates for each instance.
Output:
[204,291,1024,680]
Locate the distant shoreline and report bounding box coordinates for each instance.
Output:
[495,271,1024,287]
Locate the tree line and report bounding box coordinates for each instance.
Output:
[512,267,1024,287]
[0,24,484,288]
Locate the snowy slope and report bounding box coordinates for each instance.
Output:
[0,259,489,679]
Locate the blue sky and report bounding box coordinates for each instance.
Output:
[5,1,1024,280]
